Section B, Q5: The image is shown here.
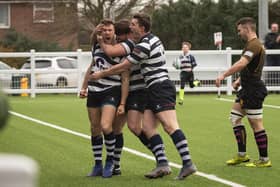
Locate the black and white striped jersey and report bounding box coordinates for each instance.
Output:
[121,39,146,91]
[127,33,169,88]
[178,53,197,72]
[88,43,121,92]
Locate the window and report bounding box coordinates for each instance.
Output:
[33,3,54,23]
[22,60,52,69]
[57,59,77,69]
[0,4,10,28]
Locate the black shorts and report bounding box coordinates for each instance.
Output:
[126,89,147,113]
[180,71,194,88]
[87,86,121,108]
[146,79,176,113]
[235,81,267,109]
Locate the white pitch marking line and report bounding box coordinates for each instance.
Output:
[216,98,280,109]
[9,110,245,187]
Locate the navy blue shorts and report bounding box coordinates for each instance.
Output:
[87,86,121,108]
[126,89,147,113]
[146,80,176,113]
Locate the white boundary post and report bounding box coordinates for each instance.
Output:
[30,49,36,98]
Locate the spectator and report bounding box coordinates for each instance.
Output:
[264,22,280,66]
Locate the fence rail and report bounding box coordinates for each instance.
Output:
[1,48,280,98]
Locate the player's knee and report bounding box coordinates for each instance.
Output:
[245,109,263,119]
[162,124,177,135]
[229,109,244,127]
[128,124,141,136]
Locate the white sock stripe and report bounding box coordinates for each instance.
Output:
[93,150,102,154]
[107,152,114,156]
[114,148,122,152]
[179,147,189,153]
[152,144,163,152]
[182,155,191,160]
[114,154,121,159]
[106,145,115,150]
[155,150,164,156]
[105,139,116,145]
[93,145,103,149]
[176,140,188,148]
[157,156,167,161]
[95,157,102,161]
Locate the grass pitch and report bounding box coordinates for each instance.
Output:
[0,94,279,187]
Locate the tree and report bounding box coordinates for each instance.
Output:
[152,0,260,50]
[79,0,166,31]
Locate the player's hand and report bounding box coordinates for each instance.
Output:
[96,34,103,43]
[276,35,280,43]
[89,71,103,80]
[117,104,125,115]
[232,80,240,91]
[215,74,225,87]
[79,89,87,98]
[95,24,104,35]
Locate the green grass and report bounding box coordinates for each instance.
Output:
[1,94,280,187]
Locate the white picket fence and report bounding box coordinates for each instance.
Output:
[1,48,280,98]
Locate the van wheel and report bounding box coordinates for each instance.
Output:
[56,77,67,88]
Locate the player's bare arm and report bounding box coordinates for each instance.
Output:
[117,70,130,115]
[232,77,241,90]
[80,60,95,98]
[90,59,132,80]
[97,35,127,57]
[215,56,249,87]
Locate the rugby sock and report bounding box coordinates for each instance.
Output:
[113,133,124,169]
[254,130,268,158]
[170,129,191,166]
[233,125,247,154]
[138,131,159,162]
[91,135,103,166]
[150,134,168,165]
[138,131,152,150]
[179,89,184,101]
[104,132,116,162]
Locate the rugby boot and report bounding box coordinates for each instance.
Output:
[87,164,103,177]
[102,161,114,178]
[245,159,272,168]
[144,163,171,179]
[175,162,197,180]
[226,154,250,165]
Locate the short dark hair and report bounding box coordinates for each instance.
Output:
[115,19,131,36]
[133,13,151,32]
[100,19,114,26]
[236,17,256,31]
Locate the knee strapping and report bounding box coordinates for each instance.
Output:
[229,109,244,126]
[245,109,263,119]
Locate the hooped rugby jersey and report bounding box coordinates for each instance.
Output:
[127,33,169,87]
[121,39,146,91]
[88,43,121,92]
[178,53,197,72]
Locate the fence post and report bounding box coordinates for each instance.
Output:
[77,49,83,97]
[226,47,232,95]
[30,49,36,98]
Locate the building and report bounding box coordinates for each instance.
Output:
[0,0,79,50]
